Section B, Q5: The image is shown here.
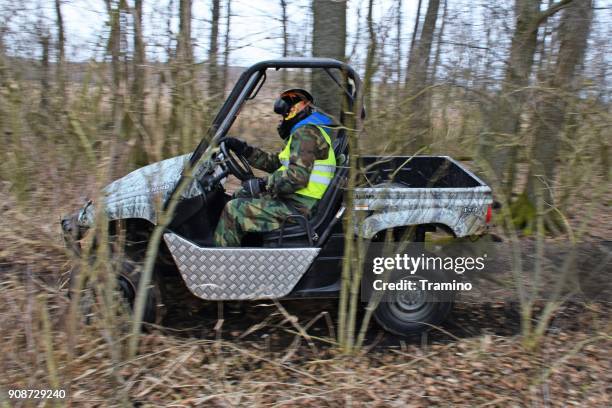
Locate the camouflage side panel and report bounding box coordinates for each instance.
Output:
[164,232,320,300]
[77,153,213,227]
[267,125,330,197]
[354,184,493,238]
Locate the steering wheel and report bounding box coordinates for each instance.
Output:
[219,140,254,182]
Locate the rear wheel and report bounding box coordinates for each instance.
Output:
[373,268,454,336]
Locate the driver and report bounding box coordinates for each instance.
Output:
[213,89,336,247]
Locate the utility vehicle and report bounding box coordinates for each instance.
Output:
[62,58,493,336]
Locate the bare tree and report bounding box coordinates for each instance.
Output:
[54,0,65,100]
[312,0,347,117]
[431,0,447,83]
[524,0,593,216]
[222,0,231,96]
[208,0,221,105]
[125,0,148,165]
[105,0,125,176]
[176,0,193,69]
[280,0,289,88]
[131,0,145,124]
[478,4,495,92]
[404,0,440,149]
[105,0,123,121]
[0,24,6,85]
[481,0,573,193]
[363,0,377,111]
[169,0,194,153]
[39,25,51,111]
[394,0,402,91]
[406,0,422,80]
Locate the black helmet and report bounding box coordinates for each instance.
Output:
[274,88,314,116]
[274,88,314,140]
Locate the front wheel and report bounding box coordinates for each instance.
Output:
[68,259,165,326]
[373,268,454,336]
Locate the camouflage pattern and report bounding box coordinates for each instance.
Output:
[213,124,329,246]
[73,123,328,238]
[248,124,331,206]
[213,197,296,246]
[354,184,493,239]
[75,153,216,228]
[353,156,493,238]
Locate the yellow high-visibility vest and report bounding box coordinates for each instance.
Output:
[277,114,336,199]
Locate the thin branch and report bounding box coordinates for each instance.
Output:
[536,0,574,26]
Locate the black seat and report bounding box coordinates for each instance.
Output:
[261,129,348,246]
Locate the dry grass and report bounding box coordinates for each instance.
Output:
[0,184,610,406]
[0,59,610,406]
[0,276,609,406]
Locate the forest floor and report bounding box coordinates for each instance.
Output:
[0,168,610,406]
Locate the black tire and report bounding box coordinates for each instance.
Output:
[117,260,165,325]
[68,259,165,326]
[372,267,455,336]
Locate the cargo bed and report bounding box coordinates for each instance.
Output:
[354,156,493,238]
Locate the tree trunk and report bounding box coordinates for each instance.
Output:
[177,0,193,66]
[311,0,346,118]
[488,0,540,193]
[280,0,289,88]
[431,0,447,83]
[0,25,7,85]
[54,0,66,100]
[106,0,125,177]
[40,29,51,111]
[131,0,145,124]
[404,0,440,149]
[170,0,194,153]
[127,0,147,165]
[222,0,232,96]
[363,0,377,111]
[394,0,402,92]
[208,0,221,105]
[534,0,555,83]
[430,0,447,142]
[106,0,122,124]
[405,0,422,82]
[479,5,494,92]
[481,0,572,193]
[524,0,593,206]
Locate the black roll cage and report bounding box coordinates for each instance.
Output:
[166,57,363,211]
[190,57,362,167]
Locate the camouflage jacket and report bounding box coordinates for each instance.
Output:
[246,124,332,212]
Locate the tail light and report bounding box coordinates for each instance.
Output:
[485,205,492,224]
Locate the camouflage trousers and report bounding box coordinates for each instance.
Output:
[213,197,296,247]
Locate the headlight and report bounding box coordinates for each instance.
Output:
[61,201,93,254]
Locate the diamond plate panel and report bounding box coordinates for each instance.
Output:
[164,233,320,300]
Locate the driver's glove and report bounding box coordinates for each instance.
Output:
[240,177,267,198]
[224,137,253,157]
